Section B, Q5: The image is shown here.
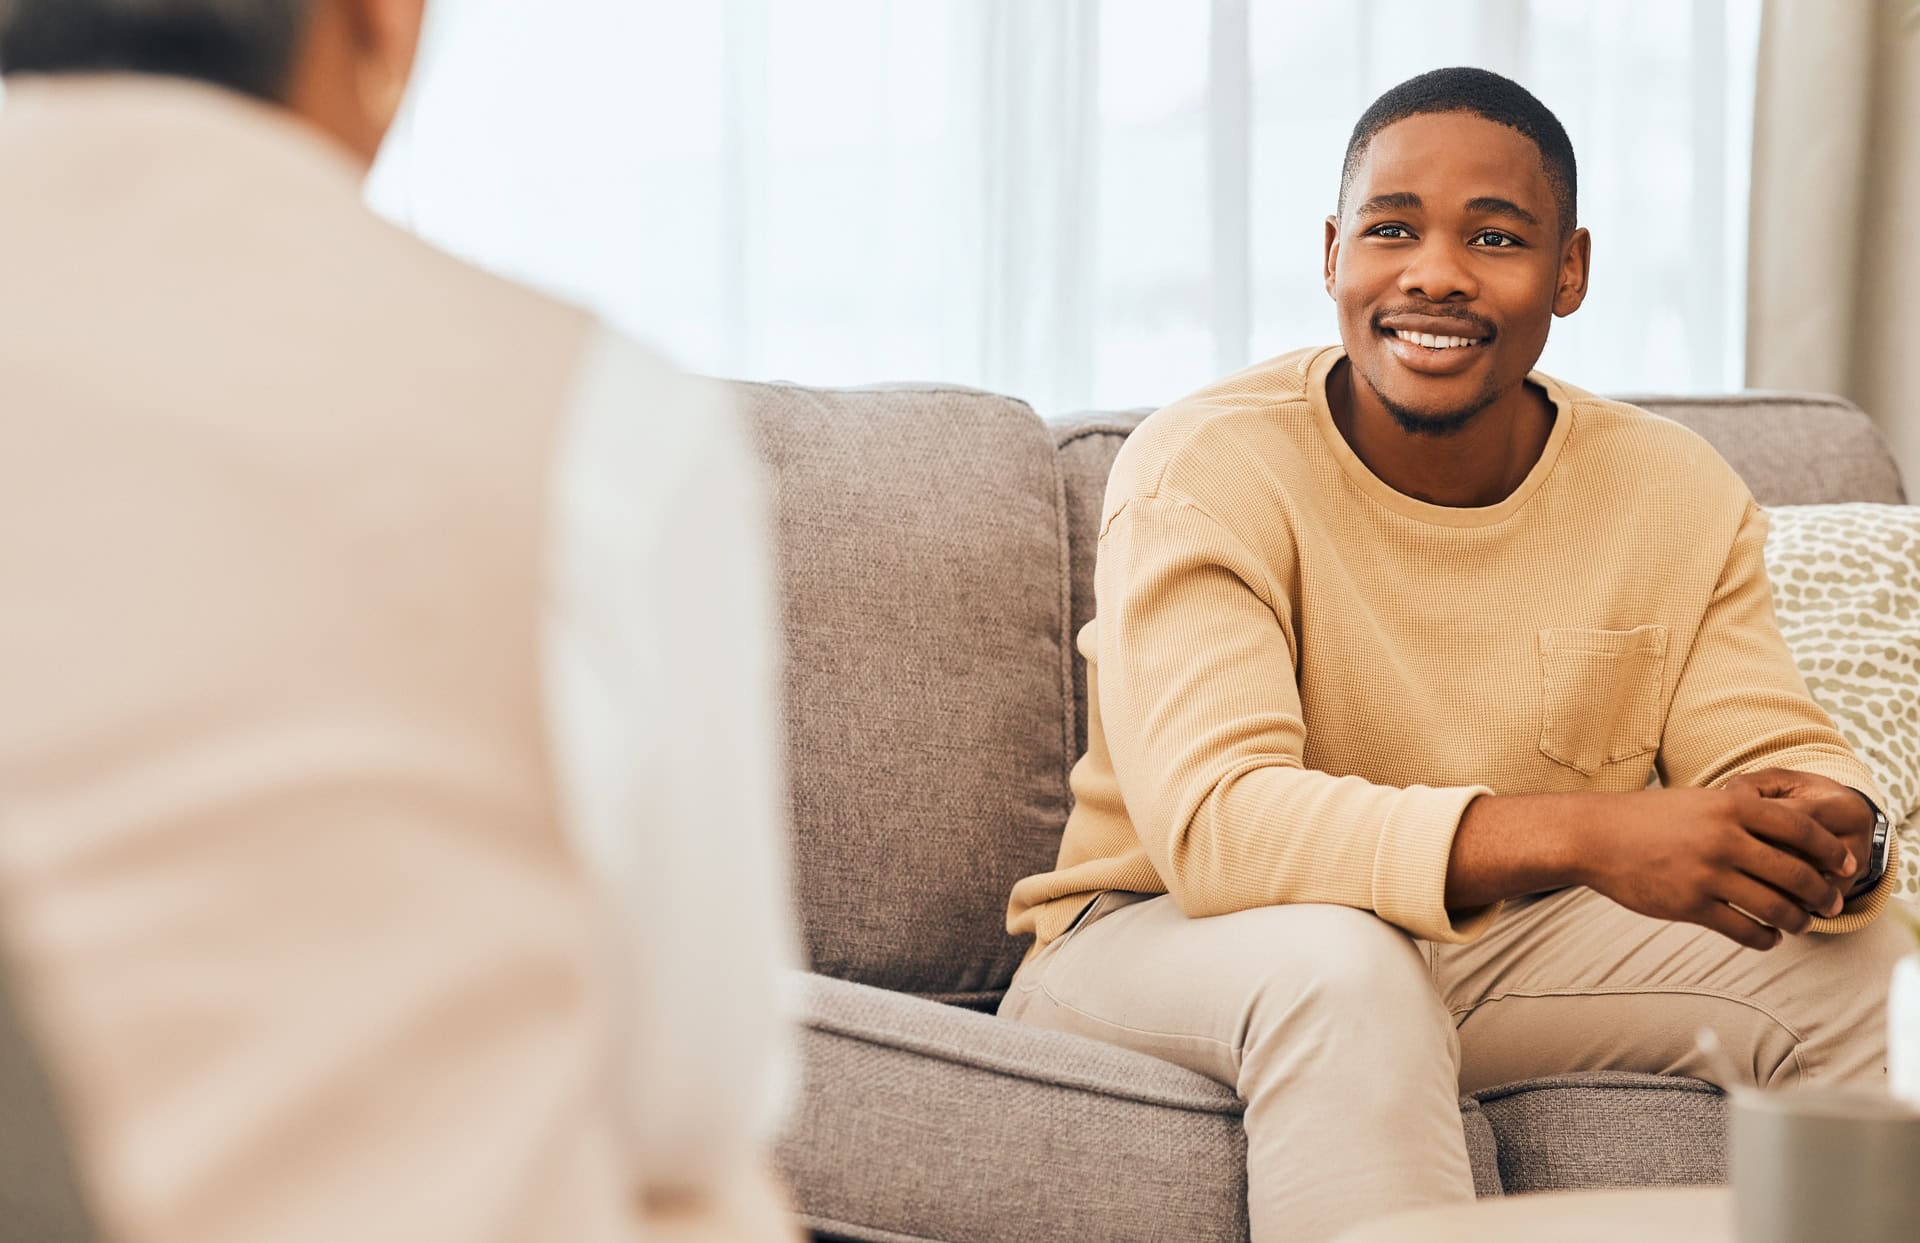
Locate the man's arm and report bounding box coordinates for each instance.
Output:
[1094,493,1498,944]
[1654,500,1897,931]
[544,331,800,1213]
[1442,499,1895,946]
[1445,785,1853,950]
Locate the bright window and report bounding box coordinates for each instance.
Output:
[371,0,1763,416]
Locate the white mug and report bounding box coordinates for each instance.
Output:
[1730,1086,1920,1243]
[1894,951,1920,1105]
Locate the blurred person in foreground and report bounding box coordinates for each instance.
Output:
[0,2,800,1241]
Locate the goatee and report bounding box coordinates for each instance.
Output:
[1372,385,1485,438]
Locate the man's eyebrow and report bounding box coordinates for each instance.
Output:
[1465,196,1541,227]
[1354,192,1421,219]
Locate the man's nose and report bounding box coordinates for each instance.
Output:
[1396,237,1478,302]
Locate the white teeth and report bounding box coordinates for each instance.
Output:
[1393,329,1477,350]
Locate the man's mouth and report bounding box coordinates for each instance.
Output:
[1374,318,1494,376]
[1383,327,1484,351]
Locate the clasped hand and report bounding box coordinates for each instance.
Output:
[1585,768,1875,951]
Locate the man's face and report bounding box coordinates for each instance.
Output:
[1323,111,1589,434]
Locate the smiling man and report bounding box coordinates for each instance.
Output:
[998,68,1904,1242]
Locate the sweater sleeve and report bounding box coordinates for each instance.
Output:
[1095,494,1498,943]
[1656,500,1895,932]
[543,328,800,1195]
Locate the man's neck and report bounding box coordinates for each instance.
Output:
[1325,359,1556,509]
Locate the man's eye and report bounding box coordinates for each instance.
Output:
[1368,224,1411,239]
[1471,230,1519,247]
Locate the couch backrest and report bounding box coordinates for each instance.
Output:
[752,381,1904,1001]
[744,382,1075,1006]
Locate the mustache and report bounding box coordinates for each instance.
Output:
[1372,306,1497,339]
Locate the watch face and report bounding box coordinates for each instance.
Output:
[1869,810,1892,876]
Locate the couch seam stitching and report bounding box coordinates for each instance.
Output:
[1054,424,1138,450]
[1470,1074,1723,1104]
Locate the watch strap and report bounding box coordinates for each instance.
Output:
[1849,788,1892,891]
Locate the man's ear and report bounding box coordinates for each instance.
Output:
[1553,226,1592,317]
[1323,215,1341,299]
[339,0,426,103]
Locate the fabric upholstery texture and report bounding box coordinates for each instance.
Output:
[1615,393,1906,507]
[1053,418,1147,761]
[1472,1074,1727,1194]
[1762,503,1920,898]
[743,382,1076,1003]
[781,972,1247,1242]
[781,974,1510,1243]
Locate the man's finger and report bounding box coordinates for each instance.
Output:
[1717,875,1815,935]
[1728,767,1804,799]
[1697,901,1782,952]
[1794,790,1874,839]
[1737,796,1853,876]
[1731,833,1844,916]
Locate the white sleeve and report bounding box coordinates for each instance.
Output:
[541,324,799,1195]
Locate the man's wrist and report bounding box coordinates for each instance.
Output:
[1447,792,1599,909]
[1844,787,1889,898]
[1520,791,1607,893]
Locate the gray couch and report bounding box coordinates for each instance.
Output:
[746,381,1908,1243]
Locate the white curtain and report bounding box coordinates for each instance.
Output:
[1747,0,1920,493]
[370,0,1762,417]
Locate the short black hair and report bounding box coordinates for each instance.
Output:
[1339,66,1577,236]
[0,0,312,102]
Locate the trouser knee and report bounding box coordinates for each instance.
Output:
[1240,906,1455,1085]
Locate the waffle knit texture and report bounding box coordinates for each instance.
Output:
[1008,346,1896,951]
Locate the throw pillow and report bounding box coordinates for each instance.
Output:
[1763,503,1920,900]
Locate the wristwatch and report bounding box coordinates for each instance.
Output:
[1849,789,1892,896]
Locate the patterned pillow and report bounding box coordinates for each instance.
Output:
[1763,503,1920,899]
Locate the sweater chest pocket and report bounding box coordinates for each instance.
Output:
[1537,625,1669,775]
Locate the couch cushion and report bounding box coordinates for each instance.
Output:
[1617,393,1906,507]
[781,974,1502,1243]
[784,979,1728,1241]
[1472,1073,1726,1193]
[1054,418,1145,761]
[1053,391,1905,758]
[1763,505,1920,876]
[744,383,1075,1003]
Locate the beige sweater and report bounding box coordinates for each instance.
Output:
[1009,346,1896,951]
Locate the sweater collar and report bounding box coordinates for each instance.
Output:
[1304,345,1576,529]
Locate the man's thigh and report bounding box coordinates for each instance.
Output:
[1001,893,1447,1086]
[1430,885,1912,1094]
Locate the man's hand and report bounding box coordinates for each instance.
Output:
[1724,767,1878,897]
[1575,784,1855,950]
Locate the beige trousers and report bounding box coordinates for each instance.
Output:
[998,887,1911,1243]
